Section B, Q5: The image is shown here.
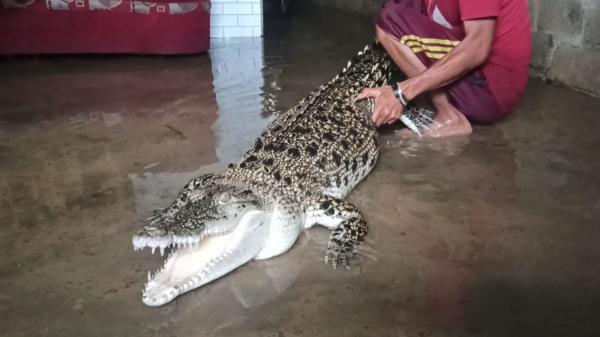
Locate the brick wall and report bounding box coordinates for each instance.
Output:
[306,0,600,97]
[210,0,263,38]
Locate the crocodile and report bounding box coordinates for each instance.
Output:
[132,42,422,306]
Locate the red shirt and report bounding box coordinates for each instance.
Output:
[425,0,531,114]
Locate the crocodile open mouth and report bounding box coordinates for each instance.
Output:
[132,223,237,257]
[139,233,236,306]
[132,210,267,306]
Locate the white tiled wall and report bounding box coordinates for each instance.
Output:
[210,0,263,38]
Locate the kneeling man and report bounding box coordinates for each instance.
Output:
[358,0,531,137]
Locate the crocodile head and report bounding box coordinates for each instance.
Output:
[132,180,267,306]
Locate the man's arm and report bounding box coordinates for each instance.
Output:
[400,19,497,100]
[357,19,497,127]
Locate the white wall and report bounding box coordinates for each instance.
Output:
[210,0,263,38]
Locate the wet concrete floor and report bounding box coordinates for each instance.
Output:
[1,6,600,337]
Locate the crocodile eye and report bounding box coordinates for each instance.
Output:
[218,192,231,204]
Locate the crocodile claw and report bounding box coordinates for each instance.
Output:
[325,244,355,270]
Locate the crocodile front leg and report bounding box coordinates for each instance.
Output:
[305,196,368,269]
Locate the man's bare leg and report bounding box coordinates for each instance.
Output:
[427,91,472,137]
[376,26,472,137]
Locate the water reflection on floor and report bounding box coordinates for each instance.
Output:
[1,6,600,337]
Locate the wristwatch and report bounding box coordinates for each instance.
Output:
[391,82,409,107]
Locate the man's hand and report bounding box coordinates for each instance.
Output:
[356,86,404,127]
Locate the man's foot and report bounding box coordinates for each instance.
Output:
[422,106,472,138]
[398,105,472,138]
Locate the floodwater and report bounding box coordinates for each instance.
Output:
[2,6,600,337]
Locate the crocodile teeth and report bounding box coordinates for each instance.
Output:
[160,246,165,257]
[151,247,156,255]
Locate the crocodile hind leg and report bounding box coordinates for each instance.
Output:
[305,196,369,269]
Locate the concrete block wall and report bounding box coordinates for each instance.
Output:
[306,0,600,97]
[210,0,263,38]
[530,0,600,96]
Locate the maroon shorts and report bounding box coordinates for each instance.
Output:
[376,0,504,125]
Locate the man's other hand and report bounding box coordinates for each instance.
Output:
[356,86,404,127]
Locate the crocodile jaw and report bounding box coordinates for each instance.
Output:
[141,210,267,306]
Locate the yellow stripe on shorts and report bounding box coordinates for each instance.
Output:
[400,34,461,60]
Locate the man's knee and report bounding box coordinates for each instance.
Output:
[375,2,396,32]
[376,2,413,41]
[375,25,389,42]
